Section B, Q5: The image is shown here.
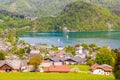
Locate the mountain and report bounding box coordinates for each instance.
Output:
[0,0,75,17]
[54,1,120,31]
[0,1,120,32]
[0,0,120,17]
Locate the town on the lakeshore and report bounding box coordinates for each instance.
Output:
[0,29,115,76]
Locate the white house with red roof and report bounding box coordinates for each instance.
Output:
[90,63,112,75]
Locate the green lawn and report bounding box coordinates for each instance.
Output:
[70,65,90,71]
[0,72,115,80]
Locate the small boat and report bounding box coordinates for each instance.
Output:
[66,35,69,39]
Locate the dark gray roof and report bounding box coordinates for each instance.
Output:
[59,57,68,62]
[63,57,86,63]
[46,56,86,63]
[72,56,86,63]
[48,57,60,62]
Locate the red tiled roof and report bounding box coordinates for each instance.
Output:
[97,65,112,72]
[90,63,99,71]
[102,67,112,72]
[44,65,70,72]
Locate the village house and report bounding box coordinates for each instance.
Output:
[57,46,64,51]
[0,60,27,72]
[63,56,86,65]
[75,45,89,59]
[30,49,40,54]
[46,56,86,65]
[90,64,112,75]
[45,56,63,65]
[0,41,9,52]
[5,55,19,60]
[75,45,83,54]
[90,52,97,60]
[44,65,71,73]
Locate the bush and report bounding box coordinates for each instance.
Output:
[0,51,5,60]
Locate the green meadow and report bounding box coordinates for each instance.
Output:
[0,72,114,80]
[70,65,90,71]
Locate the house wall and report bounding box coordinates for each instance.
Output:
[93,69,104,75]
[92,69,111,75]
[54,62,63,66]
[40,62,53,67]
[64,61,76,65]
[27,65,34,72]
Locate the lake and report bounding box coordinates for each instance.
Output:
[20,31,120,49]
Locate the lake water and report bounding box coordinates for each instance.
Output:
[20,31,120,49]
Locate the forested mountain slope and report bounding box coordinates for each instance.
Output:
[0,0,120,17]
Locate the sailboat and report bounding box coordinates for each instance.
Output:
[66,35,69,39]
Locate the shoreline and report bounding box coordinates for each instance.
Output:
[23,30,120,33]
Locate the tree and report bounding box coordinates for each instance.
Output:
[89,43,98,48]
[40,48,48,54]
[113,48,120,80]
[95,46,115,66]
[0,51,5,60]
[88,48,93,55]
[81,43,88,48]
[16,48,25,59]
[29,54,42,71]
[51,44,59,53]
[64,46,76,56]
[87,59,95,66]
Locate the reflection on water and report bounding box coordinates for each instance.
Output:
[20,31,120,49]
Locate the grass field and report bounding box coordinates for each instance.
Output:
[0,72,115,80]
[70,65,90,71]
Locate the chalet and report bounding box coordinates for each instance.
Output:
[0,60,27,72]
[90,64,112,75]
[46,56,60,62]
[44,65,70,73]
[45,57,63,65]
[46,56,86,65]
[72,56,86,64]
[63,57,86,65]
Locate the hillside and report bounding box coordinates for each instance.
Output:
[0,0,120,17]
[0,0,75,17]
[34,1,120,32]
[0,1,120,32]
